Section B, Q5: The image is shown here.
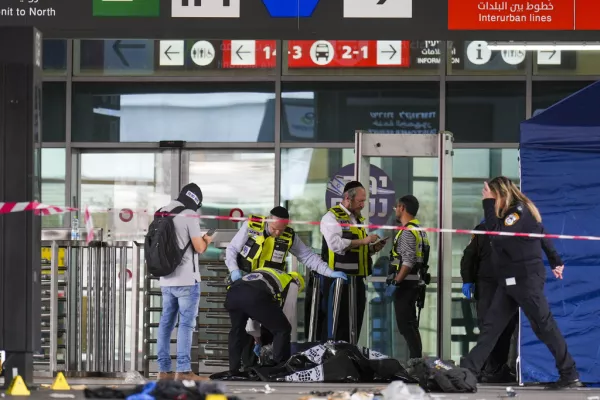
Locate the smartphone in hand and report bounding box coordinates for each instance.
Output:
[373,236,390,245]
[205,228,216,237]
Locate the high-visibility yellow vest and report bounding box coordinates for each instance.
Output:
[389,219,430,281]
[240,267,303,304]
[236,215,294,272]
[321,205,369,277]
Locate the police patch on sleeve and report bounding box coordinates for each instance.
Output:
[504,213,520,226]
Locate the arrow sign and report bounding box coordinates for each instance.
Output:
[164,45,179,61]
[112,40,145,67]
[376,41,402,65]
[381,44,397,59]
[537,49,561,65]
[262,0,320,17]
[377,0,386,4]
[235,45,251,60]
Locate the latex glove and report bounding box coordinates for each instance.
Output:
[253,343,261,357]
[330,271,348,281]
[385,284,396,297]
[231,269,243,282]
[462,283,474,299]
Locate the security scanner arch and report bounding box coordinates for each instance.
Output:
[309,131,454,360]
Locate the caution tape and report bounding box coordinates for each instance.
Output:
[1,201,599,242]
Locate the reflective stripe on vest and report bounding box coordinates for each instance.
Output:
[390,219,430,281]
[241,267,294,299]
[325,205,368,276]
[237,215,294,272]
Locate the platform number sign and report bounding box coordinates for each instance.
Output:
[172,0,240,18]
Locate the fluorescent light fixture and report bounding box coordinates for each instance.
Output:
[487,42,600,51]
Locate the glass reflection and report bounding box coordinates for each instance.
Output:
[72,85,276,142]
[187,150,275,227]
[41,148,66,228]
[79,152,175,240]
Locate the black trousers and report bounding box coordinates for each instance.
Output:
[224,283,291,372]
[393,280,422,359]
[476,278,517,374]
[304,273,366,343]
[462,273,578,380]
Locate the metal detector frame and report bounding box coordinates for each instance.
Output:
[353,131,454,360]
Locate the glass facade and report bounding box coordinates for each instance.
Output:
[41,39,595,365]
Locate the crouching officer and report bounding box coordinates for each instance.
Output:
[225,267,304,373]
[384,195,430,360]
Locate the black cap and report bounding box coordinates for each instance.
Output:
[270,206,290,220]
[177,183,203,211]
[343,181,364,193]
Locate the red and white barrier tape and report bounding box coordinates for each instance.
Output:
[1,201,599,242]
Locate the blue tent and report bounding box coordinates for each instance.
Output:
[519,81,600,384]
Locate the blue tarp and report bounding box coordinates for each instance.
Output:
[519,81,600,384]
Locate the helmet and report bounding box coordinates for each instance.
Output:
[289,271,305,292]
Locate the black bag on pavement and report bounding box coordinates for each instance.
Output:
[144,205,191,277]
[410,357,478,393]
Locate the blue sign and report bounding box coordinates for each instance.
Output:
[262,0,320,17]
[325,163,396,227]
[103,40,155,73]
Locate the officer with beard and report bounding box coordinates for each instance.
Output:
[306,181,385,343]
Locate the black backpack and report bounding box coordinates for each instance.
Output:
[144,206,192,277]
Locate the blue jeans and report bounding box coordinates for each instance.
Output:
[157,283,201,373]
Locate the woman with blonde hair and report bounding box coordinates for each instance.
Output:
[460,176,582,389]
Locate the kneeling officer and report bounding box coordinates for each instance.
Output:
[225,267,305,373]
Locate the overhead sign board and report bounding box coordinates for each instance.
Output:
[2,0,600,39]
[287,40,409,68]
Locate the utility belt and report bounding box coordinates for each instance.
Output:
[386,261,431,287]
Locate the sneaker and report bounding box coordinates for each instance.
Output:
[544,376,584,390]
[174,371,210,381]
[157,372,175,380]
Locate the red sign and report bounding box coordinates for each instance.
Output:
[287,40,410,68]
[229,208,244,218]
[119,208,134,223]
[222,40,277,69]
[449,0,581,30]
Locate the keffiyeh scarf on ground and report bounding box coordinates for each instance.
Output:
[210,341,418,383]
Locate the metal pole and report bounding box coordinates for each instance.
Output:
[118,246,127,372]
[49,241,59,375]
[307,274,320,342]
[86,246,92,371]
[77,245,84,372]
[348,276,357,345]
[129,242,141,372]
[109,246,116,373]
[93,246,101,372]
[330,278,344,340]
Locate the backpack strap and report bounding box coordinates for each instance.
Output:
[156,205,193,253]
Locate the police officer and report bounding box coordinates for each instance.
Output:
[460,177,582,390]
[461,217,565,383]
[225,266,305,373]
[384,195,430,360]
[308,181,385,343]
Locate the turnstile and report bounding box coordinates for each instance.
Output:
[142,229,236,378]
[34,228,143,378]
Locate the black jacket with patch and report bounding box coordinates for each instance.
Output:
[482,199,564,280]
[460,218,563,283]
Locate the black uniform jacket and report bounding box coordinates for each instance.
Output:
[470,199,565,280]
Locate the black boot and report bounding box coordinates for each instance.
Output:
[544,376,584,390]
